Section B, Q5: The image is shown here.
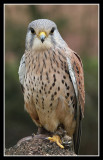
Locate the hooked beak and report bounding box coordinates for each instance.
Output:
[39,32,46,43]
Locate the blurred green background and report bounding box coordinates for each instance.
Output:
[5,4,98,155]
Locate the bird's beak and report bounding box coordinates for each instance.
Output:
[39,32,46,43]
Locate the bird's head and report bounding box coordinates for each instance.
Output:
[25,19,65,51]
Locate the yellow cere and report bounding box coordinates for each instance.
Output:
[39,31,47,37]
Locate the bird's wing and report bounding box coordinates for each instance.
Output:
[66,51,85,154]
[18,54,25,93]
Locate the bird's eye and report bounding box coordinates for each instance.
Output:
[50,27,55,34]
[30,27,36,34]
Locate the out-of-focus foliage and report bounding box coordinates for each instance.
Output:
[5,5,98,155]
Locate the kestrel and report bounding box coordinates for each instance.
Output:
[18,19,85,154]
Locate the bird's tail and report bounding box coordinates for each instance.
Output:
[73,105,82,155]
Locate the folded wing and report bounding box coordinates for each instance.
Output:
[66,51,85,154]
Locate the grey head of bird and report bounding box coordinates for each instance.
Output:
[25,19,67,51]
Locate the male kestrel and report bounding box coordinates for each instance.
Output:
[18,19,85,154]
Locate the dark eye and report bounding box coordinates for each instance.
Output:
[50,27,55,34]
[30,27,36,34]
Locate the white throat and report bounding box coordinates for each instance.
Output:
[32,36,53,51]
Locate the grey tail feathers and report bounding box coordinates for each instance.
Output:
[73,106,82,155]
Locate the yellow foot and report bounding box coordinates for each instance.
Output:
[47,135,64,149]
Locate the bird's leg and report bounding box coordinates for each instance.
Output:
[45,126,65,149]
[46,126,73,149]
[56,126,73,150]
[46,135,64,149]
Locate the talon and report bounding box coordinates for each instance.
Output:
[47,135,64,149]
